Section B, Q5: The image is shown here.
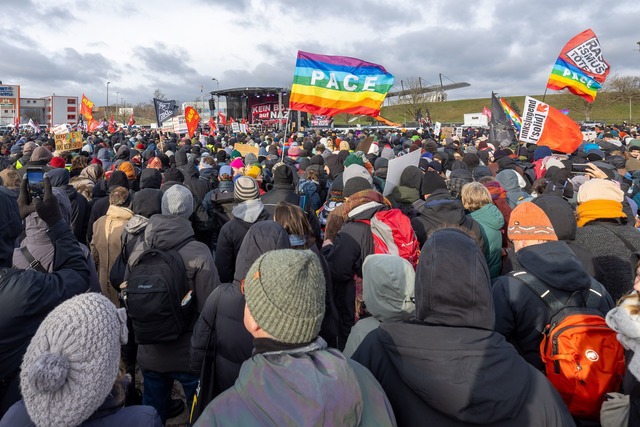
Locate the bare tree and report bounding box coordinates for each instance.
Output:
[152,89,167,102]
[399,78,431,124]
[602,74,640,103]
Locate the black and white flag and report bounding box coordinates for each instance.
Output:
[154,98,177,127]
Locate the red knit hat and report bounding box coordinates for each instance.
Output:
[508,202,557,241]
[50,157,66,169]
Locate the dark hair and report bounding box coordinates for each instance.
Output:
[274,201,315,249]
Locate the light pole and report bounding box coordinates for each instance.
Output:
[212,78,220,125]
[106,81,111,120]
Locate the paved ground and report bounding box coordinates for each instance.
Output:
[136,367,189,426]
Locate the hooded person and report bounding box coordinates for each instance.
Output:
[574,179,640,301]
[96,147,114,172]
[389,165,422,219]
[139,168,163,190]
[125,184,219,424]
[47,168,91,245]
[0,178,91,416]
[195,249,397,427]
[495,169,531,209]
[492,202,613,371]
[69,163,104,202]
[190,221,291,420]
[215,176,270,283]
[0,293,162,427]
[118,161,139,192]
[17,146,52,178]
[342,255,415,358]
[352,228,575,427]
[13,186,100,293]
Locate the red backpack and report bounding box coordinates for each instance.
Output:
[512,271,625,420]
[362,208,420,268]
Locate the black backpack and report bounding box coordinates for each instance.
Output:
[121,238,194,345]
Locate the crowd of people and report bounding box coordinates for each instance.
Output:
[0,120,640,426]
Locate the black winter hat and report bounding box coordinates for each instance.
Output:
[421,171,447,196]
[140,168,163,190]
[163,167,184,183]
[343,177,372,197]
[132,188,163,218]
[108,170,129,190]
[273,164,294,184]
[399,166,423,192]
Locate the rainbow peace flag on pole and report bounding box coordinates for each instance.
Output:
[546,29,610,103]
[289,51,394,117]
[498,97,522,132]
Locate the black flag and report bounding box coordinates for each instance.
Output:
[153,98,177,127]
[489,92,516,146]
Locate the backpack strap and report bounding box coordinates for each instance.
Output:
[510,271,566,315]
[17,246,48,274]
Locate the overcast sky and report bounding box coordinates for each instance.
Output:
[2,0,639,107]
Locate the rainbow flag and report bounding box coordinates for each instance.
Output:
[547,58,602,102]
[546,29,609,103]
[499,97,522,132]
[289,51,394,117]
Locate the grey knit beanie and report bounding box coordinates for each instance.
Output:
[161,184,194,219]
[234,176,260,202]
[20,293,127,427]
[244,249,325,344]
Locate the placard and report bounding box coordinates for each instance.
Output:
[54,131,83,151]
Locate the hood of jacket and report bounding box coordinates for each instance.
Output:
[232,199,269,223]
[533,194,576,241]
[516,240,592,292]
[124,214,149,235]
[175,149,188,166]
[469,203,504,231]
[48,167,70,187]
[415,227,494,328]
[228,339,374,426]
[232,221,291,283]
[140,168,162,189]
[106,205,133,221]
[376,321,531,424]
[97,147,112,162]
[363,255,415,323]
[78,163,102,183]
[419,189,468,227]
[144,214,195,250]
[495,169,521,192]
[392,185,420,204]
[115,145,130,160]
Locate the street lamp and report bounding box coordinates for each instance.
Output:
[106,81,111,120]
[212,78,220,124]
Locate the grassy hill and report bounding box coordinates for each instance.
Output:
[335,92,638,127]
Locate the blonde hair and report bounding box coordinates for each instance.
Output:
[461,182,492,212]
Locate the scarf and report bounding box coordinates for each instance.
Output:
[576,199,626,227]
[606,293,640,381]
[341,189,392,220]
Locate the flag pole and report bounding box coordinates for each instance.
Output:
[542,88,548,103]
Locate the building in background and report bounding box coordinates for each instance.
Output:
[41,95,78,127]
[0,84,20,126]
[0,84,78,127]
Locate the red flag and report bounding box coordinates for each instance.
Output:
[88,119,100,132]
[557,28,610,84]
[208,116,217,131]
[80,94,94,122]
[108,114,116,133]
[14,115,20,131]
[184,106,201,138]
[218,112,227,125]
[241,118,246,124]
[482,106,492,121]
[128,114,135,127]
[229,116,235,124]
[519,96,583,154]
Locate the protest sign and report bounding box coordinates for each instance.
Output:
[383,148,422,196]
[54,131,83,151]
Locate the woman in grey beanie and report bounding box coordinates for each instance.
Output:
[0,293,161,427]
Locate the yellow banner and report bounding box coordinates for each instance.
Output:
[54,131,83,152]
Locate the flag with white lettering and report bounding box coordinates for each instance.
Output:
[546,29,610,102]
[519,96,583,153]
[289,50,394,117]
[153,98,177,127]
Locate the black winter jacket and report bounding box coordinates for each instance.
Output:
[492,241,614,370]
[352,229,575,427]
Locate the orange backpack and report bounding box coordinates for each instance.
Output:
[512,271,625,420]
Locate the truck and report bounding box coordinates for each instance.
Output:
[463,113,489,127]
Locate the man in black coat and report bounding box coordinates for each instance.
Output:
[352,228,575,427]
[492,202,613,371]
[411,171,485,249]
[0,178,91,416]
[47,168,91,245]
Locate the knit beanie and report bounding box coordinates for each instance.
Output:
[343,164,372,187]
[49,157,66,169]
[344,152,365,168]
[272,163,294,185]
[421,171,447,196]
[244,249,325,344]
[577,179,625,204]
[244,153,259,166]
[118,161,136,180]
[343,177,373,197]
[20,293,127,427]
[230,157,244,169]
[533,146,552,161]
[287,146,301,158]
[161,184,194,219]
[245,165,262,179]
[234,176,260,201]
[31,146,53,163]
[231,149,242,159]
[507,201,558,241]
